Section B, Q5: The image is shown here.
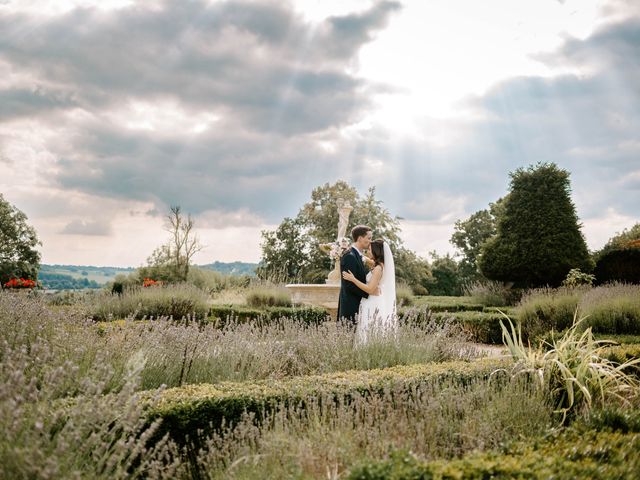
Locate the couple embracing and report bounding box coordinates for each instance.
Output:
[338,225,398,343]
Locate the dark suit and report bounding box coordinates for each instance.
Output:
[338,247,369,326]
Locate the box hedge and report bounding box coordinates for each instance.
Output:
[400,308,508,344]
[208,305,328,327]
[145,358,507,447]
[347,417,640,479]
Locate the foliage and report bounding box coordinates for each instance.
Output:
[594,222,640,260]
[400,308,508,344]
[594,245,640,285]
[479,163,593,288]
[87,283,210,321]
[516,287,583,341]
[145,206,203,283]
[245,285,292,307]
[347,418,640,479]
[578,283,640,334]
[412,295,485,312]
[450,198,505,283]
[38,271,101,290]
[464,279,520,306]
[500,315,640,423]
[147,357,506,448]
[193,375,551,479]
[424,251,463,296]
[208,305,325,326]
[395,283,414,307]
[562,267,596,287]
[258,181,431,288]
[0,193,41,286]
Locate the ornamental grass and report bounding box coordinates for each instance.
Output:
[499,312,640,423]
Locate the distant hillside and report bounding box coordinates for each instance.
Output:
[199,261,258,276]
[39,265,136,290]
[38,261,257,290]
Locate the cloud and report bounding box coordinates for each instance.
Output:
[364,11,640,225]
[0,0,400,134]
[0,0,401,222]
[60,218,112,236]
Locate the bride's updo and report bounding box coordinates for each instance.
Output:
[370,239,385,267]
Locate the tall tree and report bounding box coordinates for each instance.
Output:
[479,163,593,288]
[258,181,429,288]
[450,198,505,283]
[144,206,203,282]
[0,194,41,285]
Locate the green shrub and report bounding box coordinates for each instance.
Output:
[88,284,210,321]
[347,422,640,479]
[562,268,595,287]
[146,358,507,447]
[245,285,292,307]
[411,296,484,312]
[594,246,640,285]
[208,305,327,326]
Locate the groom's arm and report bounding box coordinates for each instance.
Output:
[341,255,369,299]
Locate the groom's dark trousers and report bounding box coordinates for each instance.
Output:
[338,247,369,327]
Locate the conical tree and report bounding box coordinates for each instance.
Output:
[479,163,593,288]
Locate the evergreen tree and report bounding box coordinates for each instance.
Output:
[479,163,592,288]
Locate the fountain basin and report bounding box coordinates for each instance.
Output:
[286,284,340,321]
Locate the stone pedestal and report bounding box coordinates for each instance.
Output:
[285,284,340,321]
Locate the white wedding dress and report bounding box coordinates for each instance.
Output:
[355,242,398,344]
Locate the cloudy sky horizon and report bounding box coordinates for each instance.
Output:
[1,0,638,267]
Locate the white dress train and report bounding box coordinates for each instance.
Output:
[355,242,398,344]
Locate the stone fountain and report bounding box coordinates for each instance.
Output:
[286,199,353,320]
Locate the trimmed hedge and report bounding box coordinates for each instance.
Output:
[400,308,509,344]
[145,358,507,447]
[208,305,328,327]
[412,296,485,312]
[347,414,640,479]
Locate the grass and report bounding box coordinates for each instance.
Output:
[499,313,640,423]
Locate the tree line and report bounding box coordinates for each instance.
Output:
[1,162,638,292]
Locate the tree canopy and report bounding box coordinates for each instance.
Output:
[479,163,592,288]
[0,194,41,285]
[258,181,430,289]
[450,198,505,284]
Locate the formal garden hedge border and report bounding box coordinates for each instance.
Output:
[207,305,328,326]
[346,413,640,479]
[145,358,507,448]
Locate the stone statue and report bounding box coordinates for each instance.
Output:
[337,199,353,240]
[320,198,353,285]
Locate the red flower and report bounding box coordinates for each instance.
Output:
[3,277,36,289]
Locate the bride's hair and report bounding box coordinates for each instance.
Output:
[370,239,385,267]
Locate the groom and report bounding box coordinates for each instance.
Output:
[338,225,372,326]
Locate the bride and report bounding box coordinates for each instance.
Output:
[342,239,397,343]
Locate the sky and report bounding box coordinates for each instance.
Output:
[0,0,638,267]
